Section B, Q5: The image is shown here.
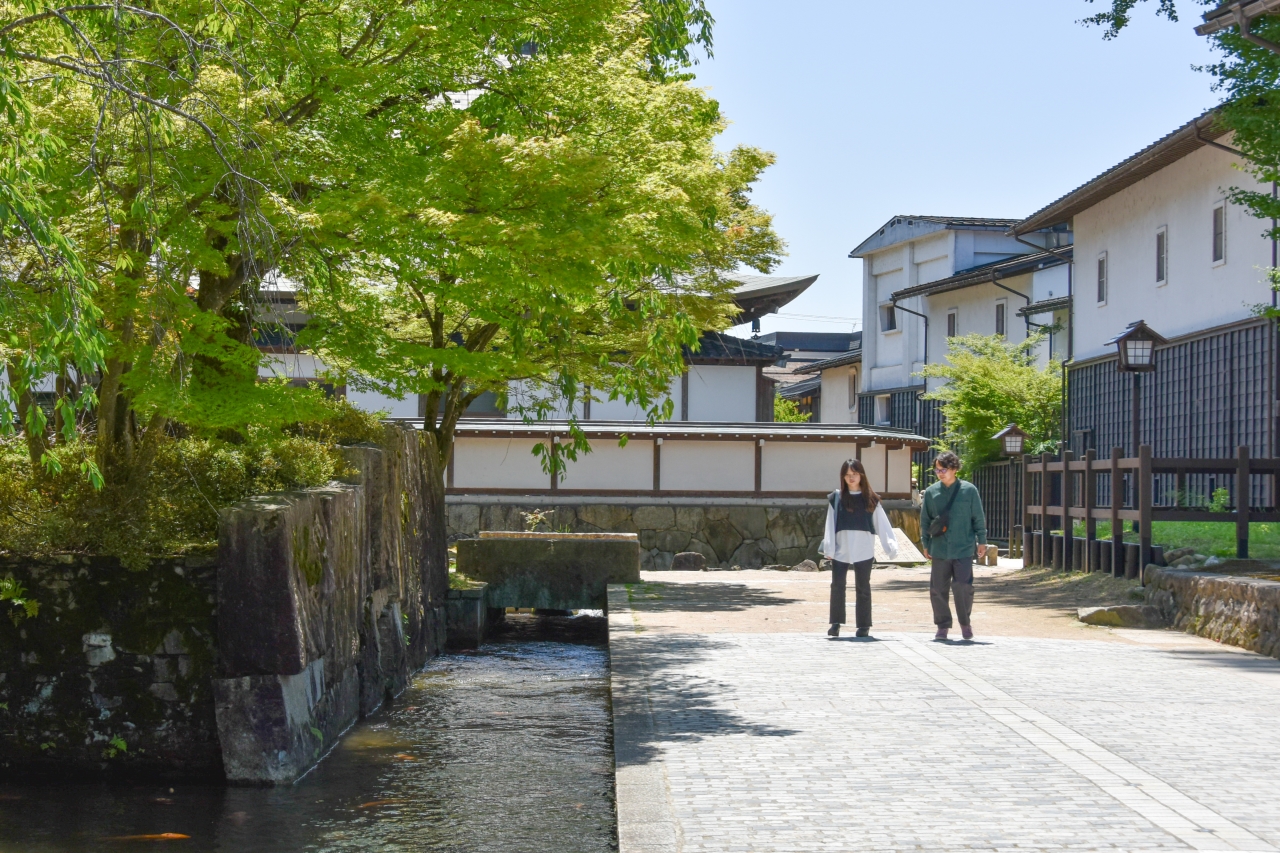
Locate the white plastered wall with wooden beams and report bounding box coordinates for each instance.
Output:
[438,422,924,500]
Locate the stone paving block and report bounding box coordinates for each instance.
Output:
[610,584,1280,853]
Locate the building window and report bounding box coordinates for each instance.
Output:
[946,310,957,338]
[874,394,891,426]
[1097,253,1107,305]
[995,300,1006,337]
[1213,204,1226,264]
[847,369,858,407]
[879,303,898,333]
[1156,226,1168,285]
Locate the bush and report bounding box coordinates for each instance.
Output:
[0,398,386,566]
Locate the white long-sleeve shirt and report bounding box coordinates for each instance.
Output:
[820,491,899,564]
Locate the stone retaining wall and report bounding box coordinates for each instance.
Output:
[446,499,921,570]
[0,553,223,780]
[0,425,448,784]
[1146,566,1280,658]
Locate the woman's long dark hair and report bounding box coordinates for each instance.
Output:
[839,458,881,511]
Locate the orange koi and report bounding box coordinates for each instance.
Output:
[357,799,406,809]
[103,833,191,841]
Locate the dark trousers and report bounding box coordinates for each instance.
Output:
[830,559,873,628]
[930,558,974,629]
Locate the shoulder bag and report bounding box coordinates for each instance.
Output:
[927,481,964,538]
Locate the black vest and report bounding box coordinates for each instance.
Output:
[829,491,875,534]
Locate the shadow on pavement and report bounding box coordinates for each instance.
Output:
[626,581,802,613]
[612,631,799,767]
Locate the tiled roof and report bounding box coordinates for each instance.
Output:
[730,274,820,324]
[794,347,863,375]
[1011,111,1228,235]
[777,375,822,399]
[850,216,1025,258]
[1017,295,1072,318]
[1196,1,1280,35]
[686,331,783,366]
[890,248,1072,301]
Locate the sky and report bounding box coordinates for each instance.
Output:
[700,0,1224,338]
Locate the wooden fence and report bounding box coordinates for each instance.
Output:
[1022,445,1280,577]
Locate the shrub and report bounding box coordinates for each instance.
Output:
[0,397,385,566]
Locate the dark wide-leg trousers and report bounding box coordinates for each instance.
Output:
[830,558,874,628]
[930,557,974,629]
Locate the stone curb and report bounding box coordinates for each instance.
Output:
[609,584,680,853]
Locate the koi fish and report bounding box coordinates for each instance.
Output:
[393,753,417,761]
[357,799,406,809]
[103,833,191,841]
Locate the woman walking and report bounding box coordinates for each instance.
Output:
[821,459,899,637]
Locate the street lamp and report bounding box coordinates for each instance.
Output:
[1106,320,1167,456]
[1106,320,1167,537]
[994,423,1030,457]
[992,423,1030,558]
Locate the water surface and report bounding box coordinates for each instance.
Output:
[0,617,616,852]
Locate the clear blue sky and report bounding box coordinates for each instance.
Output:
[700,0,1223,338]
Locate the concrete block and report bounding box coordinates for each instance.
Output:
[457,533,641,610]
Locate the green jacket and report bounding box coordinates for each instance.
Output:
[919,479,987,560]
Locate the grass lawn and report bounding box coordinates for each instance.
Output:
[1070,520,1280,560]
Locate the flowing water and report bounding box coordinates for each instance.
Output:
[0,616,616,852]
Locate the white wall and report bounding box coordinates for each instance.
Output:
[259,353,327,381]
[1031,263,1069,305]
[686,365,757,422]
[561,438,654,491]
[452,437,549,489]
[817,365,858,423]
[449,432,919,495]
[347,388,419,419]
[925,273,1049,390]
[660,440,755,490]
[1073,139,1271,361]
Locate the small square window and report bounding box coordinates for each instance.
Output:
[995,301,1006,337]
[946,310,957,338]
[1156,227,1168,285]
[879,303,898,333]
[1212,204,1226,264]
[1097,253,1108,305]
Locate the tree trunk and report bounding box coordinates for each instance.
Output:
[5,361,47,468]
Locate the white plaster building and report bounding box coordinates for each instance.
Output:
[1010,110,1277,462]
[848,216,1068,433]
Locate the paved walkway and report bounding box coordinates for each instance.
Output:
[610,565,1280,853]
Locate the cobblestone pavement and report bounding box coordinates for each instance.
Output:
[609,576,1280,853]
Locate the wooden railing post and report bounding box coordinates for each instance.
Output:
[1061,449,1074,572]
[1084,448,1097,572]
[1138,444,1152,579]
[1110,447,1123,578]
[1022,454,1033,568]
[1238,445,1251,559]
[1040,452,1052,568]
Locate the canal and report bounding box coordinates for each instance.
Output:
[0,616,616,852]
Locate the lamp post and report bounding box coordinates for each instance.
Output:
[993,423,1029,556]
[1105,320,1167,535]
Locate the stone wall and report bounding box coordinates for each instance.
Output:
[0,425,448,784]
[1146,566,1280,658]
[446,498,920,570]
[0,552,223,781]
[213,425,447,784]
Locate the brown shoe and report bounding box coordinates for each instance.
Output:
[961,625,974,640]
[934,628,948,641]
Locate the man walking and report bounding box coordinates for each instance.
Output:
[919,451,989,641]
